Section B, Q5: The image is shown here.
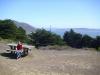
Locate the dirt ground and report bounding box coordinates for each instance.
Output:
[0,42,100,75]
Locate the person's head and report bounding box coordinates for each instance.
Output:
[18,41,21,44]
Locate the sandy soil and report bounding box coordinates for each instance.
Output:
[0,42,100,75]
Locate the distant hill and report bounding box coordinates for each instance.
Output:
[13,21,36,34]
[46,28,100,38]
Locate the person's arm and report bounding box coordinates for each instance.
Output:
[16,45,18,50]
[21,44,23,52]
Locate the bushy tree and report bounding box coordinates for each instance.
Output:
[29,29,64,47]
[0,19,17,39]
[63,29,82,48]
[73,33,82,48]
[16,27,26,42]
[82,35,94,48]
[0,19,27,42]
[93,36,100,49]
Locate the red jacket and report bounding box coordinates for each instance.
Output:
[17,44,23,50]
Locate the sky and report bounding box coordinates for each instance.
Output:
[0,0,100,29]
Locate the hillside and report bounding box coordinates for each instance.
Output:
[13,21,36,34]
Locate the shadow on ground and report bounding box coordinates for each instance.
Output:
[0,52,17,59]
[0,52,27,59]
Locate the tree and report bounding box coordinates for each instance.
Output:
[0,19,27,42]
[16,27,26,42]
[29,29,64,47]
[73,33,82,48]
[63,29,82,48]
[93,36,100,49]
[0,19,17,39]
[82,35,94,48]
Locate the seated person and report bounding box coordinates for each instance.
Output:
[16,41,23,59]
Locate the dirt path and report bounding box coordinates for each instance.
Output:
[0,43,100,75]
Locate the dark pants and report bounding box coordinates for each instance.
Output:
[16,50,22,58]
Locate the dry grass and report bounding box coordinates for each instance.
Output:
[0,42,100,75]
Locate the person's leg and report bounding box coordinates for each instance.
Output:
[17,51,21,59]
[16,51,19,59]
[19,52,21,58]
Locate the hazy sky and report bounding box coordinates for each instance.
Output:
[0,0,100,29]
